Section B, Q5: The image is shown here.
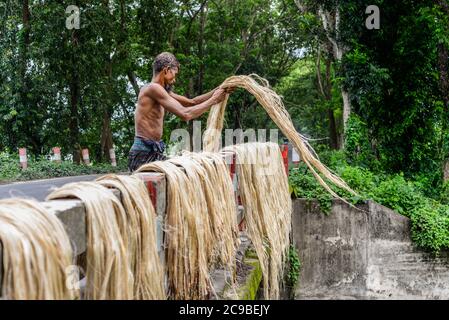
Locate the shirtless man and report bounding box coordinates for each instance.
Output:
[128,52,233,172]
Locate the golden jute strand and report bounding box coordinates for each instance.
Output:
[0,198,77,300]
[96,174,166,300]
[221,142,292,299]
[46,182,133,300]
[182,151,240,270]
[203,94,229,151]
[136,161,211,299]
[203,74,357,200]
[166,156,215,268]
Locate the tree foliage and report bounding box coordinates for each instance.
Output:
[0,0,303,161]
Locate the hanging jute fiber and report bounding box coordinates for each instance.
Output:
[46,182,133,300]
[136,160,209,299]
[203,74,357,200]
[181,151,239,269]
[167,153,239,268]
[0,198,77,300]
[136,152,239,299]
[96,174,166,300]
[221,142,292,299]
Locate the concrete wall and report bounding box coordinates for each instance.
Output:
[293,199,449,300]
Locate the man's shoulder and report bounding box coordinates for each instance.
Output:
[141,83,168,98]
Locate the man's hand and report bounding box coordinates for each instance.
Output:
[211,88,227,104]
[224,87,236,94]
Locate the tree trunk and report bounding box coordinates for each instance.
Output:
[196,3,207,94]
[317,47,339,150]
[437,0,449,181]
[127,70,140,97]
[328,109,339,150]
[100,61,114,162]
[69,56,81,164]
[317,4,351,146]
[100,109,114,162]
[120,0,140,98]
[100,0,114,162]
[325,59,339,150]
[341,89,351,147]
[19,0,32,151]
[66,1,81,164]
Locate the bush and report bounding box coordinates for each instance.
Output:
[0,152,22,181]
[284,244,301,299]
[289,165,333,214]
[371,175,421,217]
[344,114,381,170]
[0,153,128,183]
[410,204,449,253]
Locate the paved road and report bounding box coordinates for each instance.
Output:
[0,174,125,201]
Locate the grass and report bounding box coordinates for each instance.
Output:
[0,152,128,183]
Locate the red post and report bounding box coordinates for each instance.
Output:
[82,148,90,165]
[281,143,289,175]
[230,153,236,180]
[19,148,27,169]
[52,147,61,163]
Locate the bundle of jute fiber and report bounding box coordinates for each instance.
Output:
[136,160,209,299]
[169,152,239,270]
[185,151,240,268]
[0,198,77,300]
[136,155,238,299]
[221,142,292,299]
[166,156,215,267]
[46,182,133,299]
[96,174,166,300]
[203,74,356,200]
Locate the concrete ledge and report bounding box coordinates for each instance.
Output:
[234,252,263,300]
[43,200,87,255]
[214,233,263,300]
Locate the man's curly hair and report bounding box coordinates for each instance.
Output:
[152,52,180,74]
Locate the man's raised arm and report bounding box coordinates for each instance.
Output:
[169,87,218,107]
[150,84,226,121]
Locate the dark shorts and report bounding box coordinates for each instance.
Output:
[128,137,167,172]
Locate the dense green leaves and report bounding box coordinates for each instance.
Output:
[340,0,449,177]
